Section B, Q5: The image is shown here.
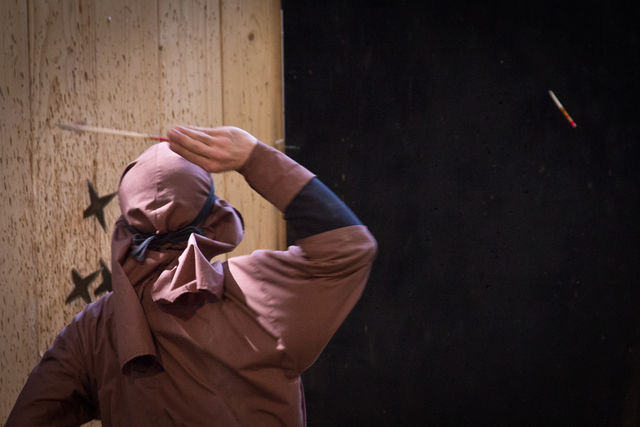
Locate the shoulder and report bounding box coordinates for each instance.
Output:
[61,293,116,347]
[70,292,115,325]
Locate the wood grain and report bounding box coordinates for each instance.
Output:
[1,1,283,423]
[0,0,38,419]
[28,0,101,370]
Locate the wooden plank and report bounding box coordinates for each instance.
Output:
[93,0,162,247]
[220,0,285,256]
[27,0,104,363]
[158,0,223,131]
[0,0,38,420]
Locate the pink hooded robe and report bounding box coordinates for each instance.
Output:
[7,141,377,426]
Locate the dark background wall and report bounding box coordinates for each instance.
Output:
[283,2,640,426]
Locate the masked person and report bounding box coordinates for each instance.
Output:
[7,126,377,426]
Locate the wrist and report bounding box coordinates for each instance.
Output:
[237,139,259,171]
[238,141,315,212]
[228,126,257,171]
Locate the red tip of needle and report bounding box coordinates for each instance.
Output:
[150,136,170,142]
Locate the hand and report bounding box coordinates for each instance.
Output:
[166,125,257,173]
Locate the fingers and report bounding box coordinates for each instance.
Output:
[167,125,257,173]
[167,139,217,172]
[167,127,221,172]
[173,126,234,155]
[185,125,230,138]
[169,126,215,156]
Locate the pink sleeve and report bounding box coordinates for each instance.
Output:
[228,225,377,372]
[238,141,315,212]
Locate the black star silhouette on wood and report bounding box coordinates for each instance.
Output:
[94,258,112,296]
[83,179,116,232]
[66,268,101,305]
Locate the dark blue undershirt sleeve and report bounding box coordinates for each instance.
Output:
[284,178,361,240]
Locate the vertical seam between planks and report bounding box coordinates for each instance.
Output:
[25,0,39,363]
[91,0,98,186]
[280,5,285,149]
[219,0,225,124]
[219,0,229,260]
[26,0,34,197]
[156,0,162,133]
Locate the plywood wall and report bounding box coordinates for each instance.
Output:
[0,0,284,422]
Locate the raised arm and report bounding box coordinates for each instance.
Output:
[167,125,377,372]
[167,125,362,239]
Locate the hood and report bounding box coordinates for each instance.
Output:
[110,142,244,371]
